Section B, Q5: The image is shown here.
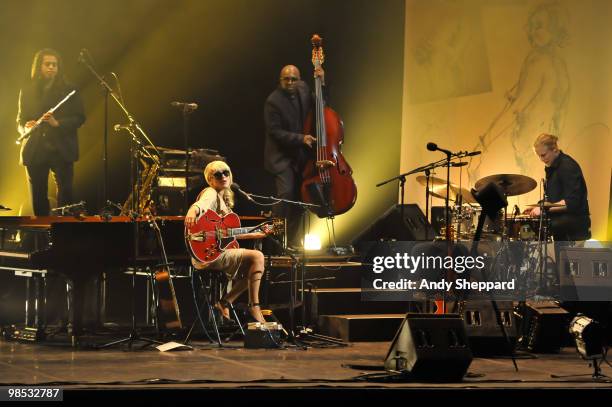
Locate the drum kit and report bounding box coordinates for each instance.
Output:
[418,173,556,242]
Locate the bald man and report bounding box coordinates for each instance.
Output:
[264,65,324,247]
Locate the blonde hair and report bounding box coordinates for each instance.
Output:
[533,133,559,151]
[203,160,234,209]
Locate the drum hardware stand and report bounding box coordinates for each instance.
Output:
[540,180,550,292]
[551,349,611,381]
[467,183,519,371]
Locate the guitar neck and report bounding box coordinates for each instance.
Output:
[228,227,255,237]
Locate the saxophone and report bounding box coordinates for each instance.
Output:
[121,157,159,216]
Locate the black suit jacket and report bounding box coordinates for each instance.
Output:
[263,81,312,174]
[16,81,86,166]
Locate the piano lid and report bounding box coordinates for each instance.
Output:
[0,214,268,227]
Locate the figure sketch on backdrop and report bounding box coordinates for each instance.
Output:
[469,2,570,181]
[409,1,491,103]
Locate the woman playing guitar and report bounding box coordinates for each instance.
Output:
[184,161,269,324]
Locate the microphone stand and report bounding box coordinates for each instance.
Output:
[78,53,161,167]
[246,192,342,346]
[424,169,431,222]
[79,58,162,350]
[103,85,108,206]
[376,156,461,225]
[180,105,195,215]
[377,151,478,314]
[96,123,163,350]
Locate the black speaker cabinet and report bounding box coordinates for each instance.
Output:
[384,313,472,382]
[521,301,570,353]
[352,204,434,251]
[558,247,612,301]
[462,301,517,356]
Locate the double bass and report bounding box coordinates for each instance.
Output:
[301,34,357,218]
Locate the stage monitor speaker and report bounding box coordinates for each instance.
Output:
[521,301,570,353]
[462,301,517,356]
[352,204,434,251]
[384,313,472,382]
[558,247,612,301]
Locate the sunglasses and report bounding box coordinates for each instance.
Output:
[212,170,230,180]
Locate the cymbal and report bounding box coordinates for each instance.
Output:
[416,176,447,188]
[0,204,10,211]
[416,176,476,204]
[474,174,537,196]
[525,202,565,208]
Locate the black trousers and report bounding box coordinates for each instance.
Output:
[25,156,74,216]
[273,167,305,247]
[550,213,591,242]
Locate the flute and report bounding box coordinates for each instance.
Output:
[16,90,76,145]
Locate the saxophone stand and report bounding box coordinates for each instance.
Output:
[96,116,162,350]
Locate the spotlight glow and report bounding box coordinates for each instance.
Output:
[585,239,603,248]
[304,234,322,251]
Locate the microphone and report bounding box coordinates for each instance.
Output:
[171,101,198,110]
[113,123,132,132]
[230,183,254,202]
[426,142,452,155]
[450,162,467,167]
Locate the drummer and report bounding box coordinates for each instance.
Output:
[526,133,591,241]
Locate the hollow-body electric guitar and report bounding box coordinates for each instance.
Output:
[185,209,280,264]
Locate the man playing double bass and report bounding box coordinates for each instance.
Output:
[263,65,324,248]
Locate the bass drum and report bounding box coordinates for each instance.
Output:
[464,206,503,240]
[506,215,542,241]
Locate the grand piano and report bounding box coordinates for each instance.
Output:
[0,214,269,345]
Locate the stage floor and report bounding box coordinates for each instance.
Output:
[1,338,611,390]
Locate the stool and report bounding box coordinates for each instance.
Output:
[184,267,244,346]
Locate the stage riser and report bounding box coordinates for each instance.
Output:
[318,314,405,342]
[306,290,410,324]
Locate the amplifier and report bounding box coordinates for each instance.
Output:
[3,326,44,342]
